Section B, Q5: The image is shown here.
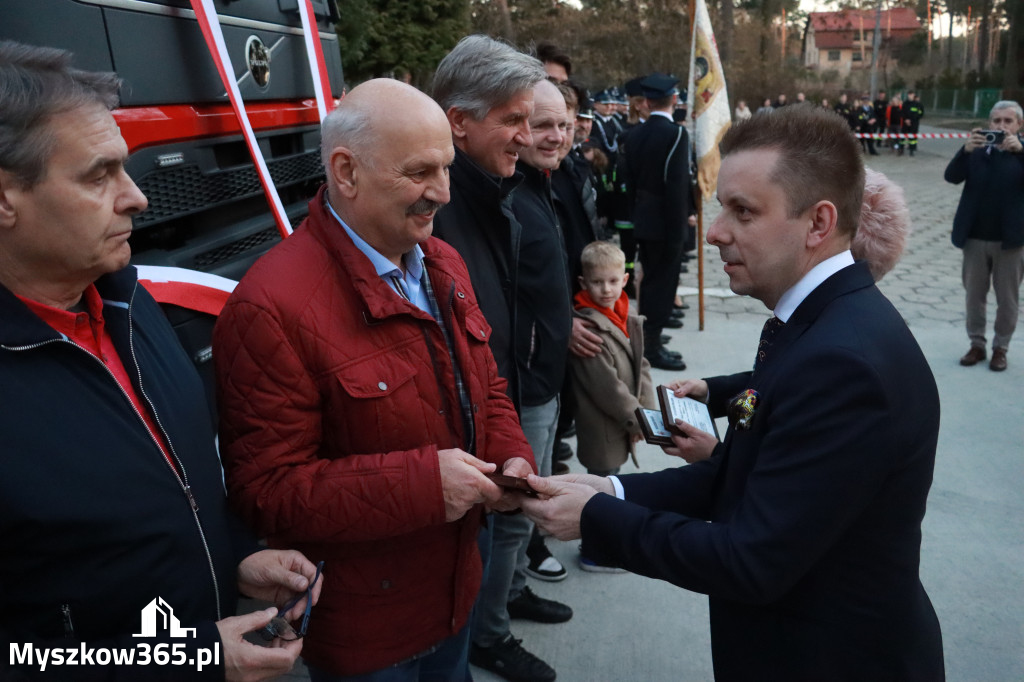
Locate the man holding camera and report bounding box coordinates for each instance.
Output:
[944,100,1024,372]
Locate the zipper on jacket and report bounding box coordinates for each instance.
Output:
[61,604,74,638]
[2,286,222,621]
[124,283,222,620]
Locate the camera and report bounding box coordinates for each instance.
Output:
[980,129,1006,147]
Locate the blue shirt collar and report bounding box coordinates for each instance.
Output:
[325,199,425,280]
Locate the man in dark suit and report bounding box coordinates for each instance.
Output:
[943,100,1023,372]
[623,73,693,370]
[521,105,945,681]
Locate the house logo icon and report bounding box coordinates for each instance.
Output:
[132,597,197,638]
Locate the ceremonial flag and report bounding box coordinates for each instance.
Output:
[686,0,731,199]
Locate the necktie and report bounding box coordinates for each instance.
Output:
[754,316,785,373]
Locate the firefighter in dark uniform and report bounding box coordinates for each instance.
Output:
[834,92,855,131]
[610,78,648,297]
[623,73,692,370]
[903,91,925,156]
[873,90,888,148]
[591,89,623,161]
[612,86,629,125]
[857,94,879,156]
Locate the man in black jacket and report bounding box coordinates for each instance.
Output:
[506,79,575,601]
[432,36,568,682]
[944,100,1024,372]
[522,104,945,682]
[623,74,693,370]
[0,41,320,681]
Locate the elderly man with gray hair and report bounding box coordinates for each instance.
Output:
[944,99,1024,372]
[432,35,570,682]
[215,77,535,680]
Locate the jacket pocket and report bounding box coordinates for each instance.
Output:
[461,305,492,345]
[330,354,422,450]
[334,354,417,399]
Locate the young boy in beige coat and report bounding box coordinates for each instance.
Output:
[570,242,657,570]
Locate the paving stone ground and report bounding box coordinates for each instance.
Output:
[280,125,1023,682]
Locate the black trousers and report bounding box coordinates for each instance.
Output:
[638,230,685,352]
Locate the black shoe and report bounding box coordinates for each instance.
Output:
[470,633,557,682]
[562,422,576,438]
[552,461,570,475]
[645,348,686,371]
[664,318,683,329]
[654,340,682,359]
[526,538,568,582]
[679,264,689,273]
[674,302,690,310]
[507,586,573,623]
[554,441,574,462]
[671,309,685,319]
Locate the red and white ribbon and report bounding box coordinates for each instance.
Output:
[189,0,292,238]
[136,265,237,317]
[854,133,970,139]
[297,0,336,122]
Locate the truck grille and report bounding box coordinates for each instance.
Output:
[192,227,282,269]
[133,151,324,228]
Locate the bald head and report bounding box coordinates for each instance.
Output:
[321,79,454,265]
[520,79,567,171]
[321,79,448,170]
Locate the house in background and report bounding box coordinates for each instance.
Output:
[803,8,922,77]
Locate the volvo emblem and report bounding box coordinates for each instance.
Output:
[245,36,270,88]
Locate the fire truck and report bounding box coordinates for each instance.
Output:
[1,0,345,409]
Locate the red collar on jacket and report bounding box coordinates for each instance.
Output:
[303,186,462,324]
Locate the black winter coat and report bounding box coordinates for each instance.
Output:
[433,147,525,408]
[511,163,572,406]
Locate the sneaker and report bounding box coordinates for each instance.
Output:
[579,556,627,574]
[470,633,556,682]
[525,542,567,582]
[506,586,572,623]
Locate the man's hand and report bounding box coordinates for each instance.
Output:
[570,317,603,358]
[217,608,302,682]
[665,378,709,403]
[1000,132,1023,153]
[238,550,322,621]
[964,128,984,153]
[662,419,718,464]
[438,448,500,521]
[519,474,612,541]
[487,456,537,513]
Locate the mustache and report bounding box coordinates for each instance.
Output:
[407,198,446,216]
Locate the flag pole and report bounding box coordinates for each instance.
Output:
[688,0,706,331]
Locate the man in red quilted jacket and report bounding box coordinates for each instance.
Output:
[214,79,536,681]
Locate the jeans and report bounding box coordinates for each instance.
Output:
[305,624,471,682]
[470,396,558,647]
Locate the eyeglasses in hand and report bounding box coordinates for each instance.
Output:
[259,560,324,642]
